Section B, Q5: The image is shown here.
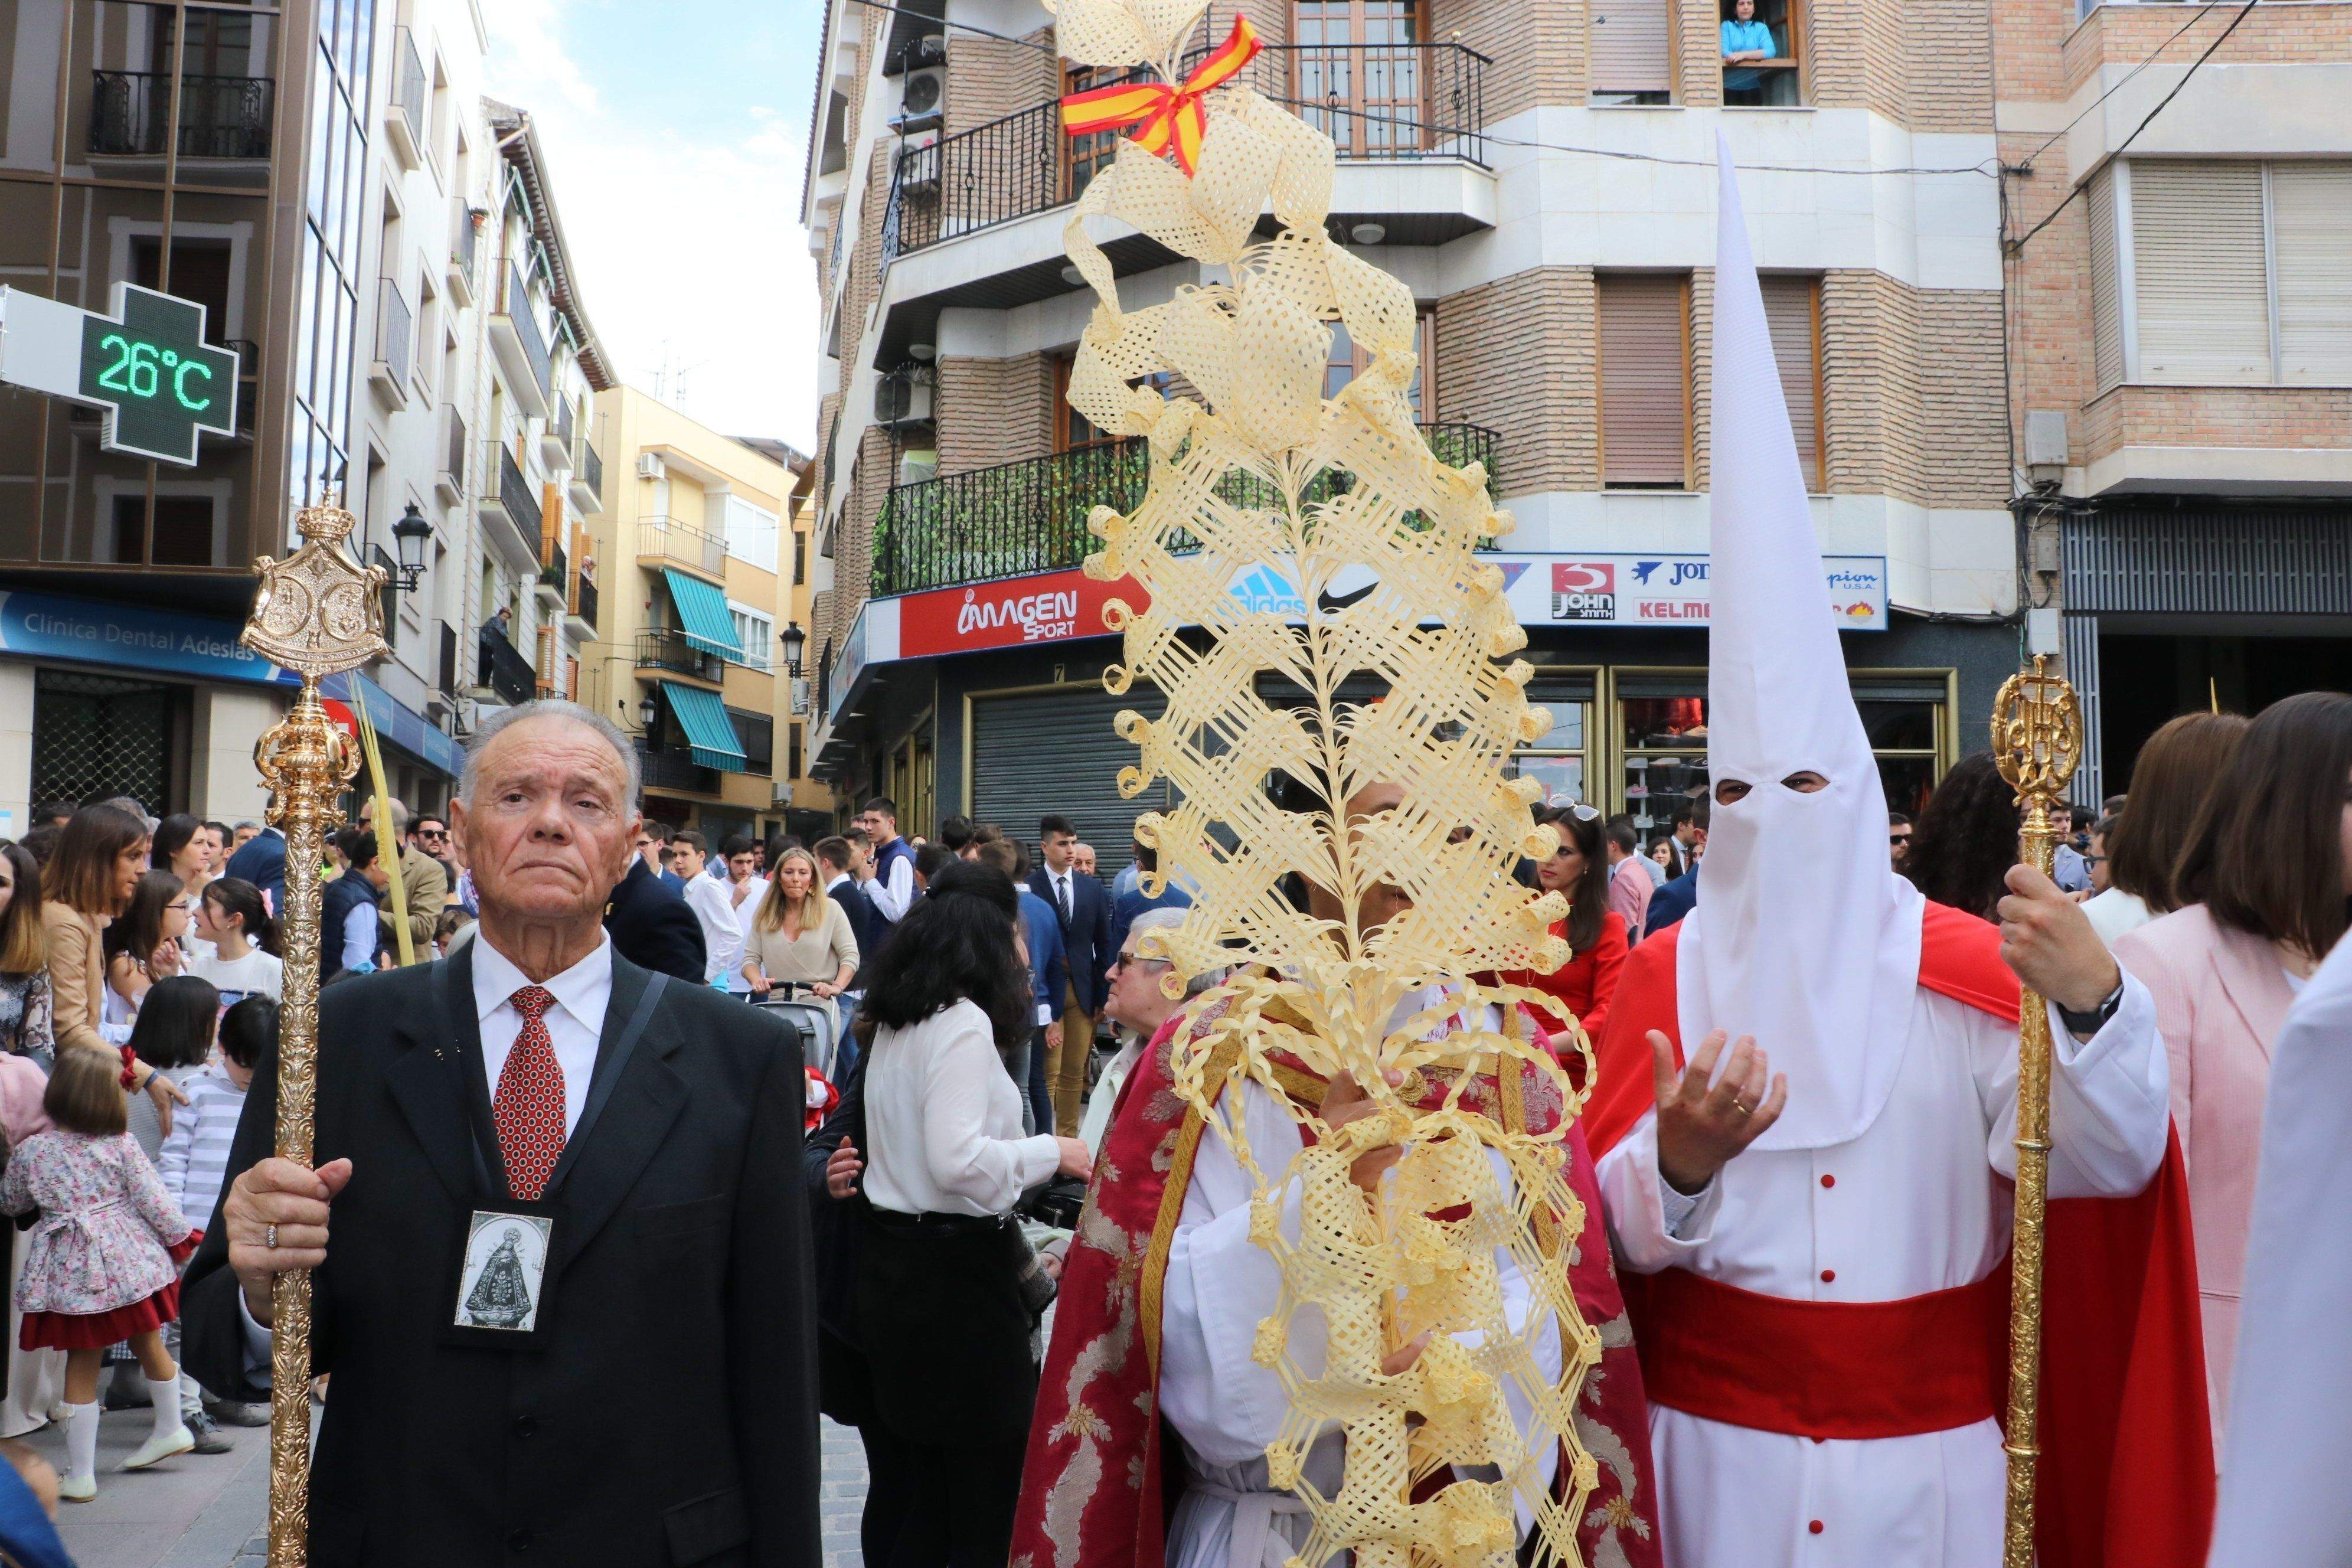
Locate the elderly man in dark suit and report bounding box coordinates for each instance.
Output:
[181,699,818,1567]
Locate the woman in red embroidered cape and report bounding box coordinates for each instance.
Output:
[1008,992,1665,1568]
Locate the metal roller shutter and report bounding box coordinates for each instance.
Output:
[969,687,1173,883]
[1598,275,1691,488]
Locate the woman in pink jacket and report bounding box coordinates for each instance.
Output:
[2115,690,2352,1433]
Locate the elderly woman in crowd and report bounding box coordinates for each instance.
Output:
[2115,691,2352,1434]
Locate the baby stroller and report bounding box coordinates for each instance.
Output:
[755,982,840,1081]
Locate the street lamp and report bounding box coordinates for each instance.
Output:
[389,502,432,592]
[780,620,806,677]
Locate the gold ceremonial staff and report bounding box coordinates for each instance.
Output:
[240,499,387,1568]
[1991,654,2083,1568]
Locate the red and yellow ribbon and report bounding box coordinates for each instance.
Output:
[1059,17,1262,177]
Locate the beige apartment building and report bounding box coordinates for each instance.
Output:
[1995,1,2352,800]
[582,387,803,847]
[800,0,2026,868]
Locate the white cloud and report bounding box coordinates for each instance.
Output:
[483,1,821,452]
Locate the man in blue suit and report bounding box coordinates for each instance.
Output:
[223,822,288,911]
[1027,814,1112,1136]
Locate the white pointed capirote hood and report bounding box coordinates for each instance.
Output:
[1673,138,1924,1151]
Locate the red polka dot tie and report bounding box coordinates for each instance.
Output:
[494,986,567,1201]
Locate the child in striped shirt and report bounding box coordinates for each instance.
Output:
[156,996,272,1436]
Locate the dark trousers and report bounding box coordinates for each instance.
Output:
[861,1422,1027,1568]
[1024,1024,1053,1135]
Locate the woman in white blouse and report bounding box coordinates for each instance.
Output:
[850,860,1091,1567]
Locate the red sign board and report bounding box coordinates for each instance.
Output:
[896,567,1149,659]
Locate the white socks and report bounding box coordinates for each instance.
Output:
[146,1375,184,1440]
[61,1400,97,1485]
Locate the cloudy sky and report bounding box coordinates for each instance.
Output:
[483,0,826,452]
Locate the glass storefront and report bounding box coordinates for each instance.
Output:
[1504,667,1955,850]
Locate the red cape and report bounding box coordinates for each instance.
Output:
[1587,903,2214,1568]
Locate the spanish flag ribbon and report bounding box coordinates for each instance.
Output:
[1059,17,1261,177]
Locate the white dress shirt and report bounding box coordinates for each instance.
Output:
[863,999,1058,1217]
[679,873,743,988]
[472,933,612,1138]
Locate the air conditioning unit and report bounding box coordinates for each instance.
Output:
[635,452,666,481]
[874,367,935,426]
[895,67,945,132]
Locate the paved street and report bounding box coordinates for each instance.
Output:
[16,1401,871,1567]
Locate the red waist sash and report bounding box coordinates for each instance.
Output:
[1625,1263,2007,1440]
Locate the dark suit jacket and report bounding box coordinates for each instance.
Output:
[604,858,706,984]
[181,948,819,1568]
[223,828,288,910]
[824,876,884,991]
[1028,867,1113,1015]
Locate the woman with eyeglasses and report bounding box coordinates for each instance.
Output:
[1506,803,1630,1056]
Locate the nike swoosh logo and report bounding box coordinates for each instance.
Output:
[1317,582,1376,613]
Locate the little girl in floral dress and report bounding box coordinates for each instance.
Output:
[1,1049,197,1500]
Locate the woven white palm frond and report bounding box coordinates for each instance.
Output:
[1053,5,1602,1560]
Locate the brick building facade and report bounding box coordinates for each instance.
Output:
[797,0,2028,859]
[1995,0,2352,800]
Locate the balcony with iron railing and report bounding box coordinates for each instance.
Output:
[88,69,273,161]
[634,515,729,580]
[571,441,603,514]
[489,263,552,417]
[881,42,1487,263]
[475,622,535,707]
[871,423,1499,597]
[449,201,480,307]
[368,277,412,405]
[481,444,541,558]
[633,628,727,685]
[386,26,426,168]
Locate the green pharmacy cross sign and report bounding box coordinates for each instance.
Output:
[0,283,240,466]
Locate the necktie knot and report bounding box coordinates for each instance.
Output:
[511,985,556,1024]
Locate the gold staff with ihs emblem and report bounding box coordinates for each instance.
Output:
[1991,653,2083,1568]
[239,497,387,1568]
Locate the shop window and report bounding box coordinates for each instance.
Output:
[1590,0,1672,105]
[1720,0,1802,106]
[1325,312,1433,419]
[1502,677,1595,809]
[1598,275,1693,489]
[1616,678,1949,841]
[1760,275,1824,491]
[1292,0,1427,156]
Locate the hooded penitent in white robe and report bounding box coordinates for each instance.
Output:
[1589,139,2173,1568]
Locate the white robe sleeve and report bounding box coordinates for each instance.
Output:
[1596,1109,1727,1273]
[1975,970,2170,1198]
[1160,1080,1561,1492]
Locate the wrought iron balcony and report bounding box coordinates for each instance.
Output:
[89,70,273,161]
[635,628,726,683]
[882,42,1487,261]
[872,422,1500,597]
[476,623,535,707]
[637,743,718,796]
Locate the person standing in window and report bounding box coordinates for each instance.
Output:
[1720,0,1778,103]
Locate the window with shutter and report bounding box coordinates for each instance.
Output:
[1591,0,1673,103]
[1598,275,1692,489]
[2088,169,2124,394]
[2271,164,2352,386]
[1760,276,1823,491]
[2131,161,2269,385]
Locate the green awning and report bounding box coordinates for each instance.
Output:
[659,682,746,772]
[663,568,742,661]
